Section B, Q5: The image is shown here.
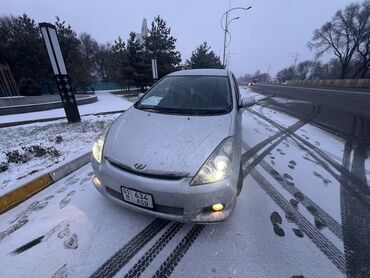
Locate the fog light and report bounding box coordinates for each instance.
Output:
[92,176,101,187]
[212,203,224,212]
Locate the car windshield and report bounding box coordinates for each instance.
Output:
[136,76,232,114]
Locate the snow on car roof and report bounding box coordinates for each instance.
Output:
[168,69,229,76]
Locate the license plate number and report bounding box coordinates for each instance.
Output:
[121,187,154,209]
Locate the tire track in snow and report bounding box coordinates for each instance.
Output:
[339,118,370,275]
[123,222,185,278]
[251,169,346,273]
[242,104,319,165]
[245,107,352,240]
[242,108,346,272]
[248,108,370,212]
[243,135,288,178]
[243,141,343,241]
[152,224,205,278]
[90,219,169,278]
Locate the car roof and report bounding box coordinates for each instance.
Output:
[168,69,230,77]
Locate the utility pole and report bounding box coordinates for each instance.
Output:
[222,0,231,67]
[222,10,229,67]
[221,5,252,68]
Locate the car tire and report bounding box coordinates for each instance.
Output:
[237,164,243,196]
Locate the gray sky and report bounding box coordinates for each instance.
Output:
[2,0,353,77]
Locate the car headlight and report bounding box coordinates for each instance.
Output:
[92,126,110,164]
[190,137,234,186]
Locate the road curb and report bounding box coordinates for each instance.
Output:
[287,78,370,88]
[0,152,91,214]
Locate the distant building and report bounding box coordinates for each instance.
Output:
[179,63,187,70]
[137,18,148,46]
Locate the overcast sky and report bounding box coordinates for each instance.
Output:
[2,0,353,77]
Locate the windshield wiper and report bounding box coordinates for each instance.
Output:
[137,105,230,115]
[195,109,230,115]
[137,105,181,112]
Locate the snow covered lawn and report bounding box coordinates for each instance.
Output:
[0,113,122,195]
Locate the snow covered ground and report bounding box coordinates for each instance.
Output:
[239,85,270,103]
[1,88,362,276]
[0,163,342,278]
[0,90,132,124]
[0,113,122,195]
[0,90,134,195]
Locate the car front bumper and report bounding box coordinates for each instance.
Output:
[91,158,238,223]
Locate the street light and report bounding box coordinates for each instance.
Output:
[223,16,240,68]
[225,16,240,46]
[39,22,81,123]
[228,16,240,27]
[221,5,252,67]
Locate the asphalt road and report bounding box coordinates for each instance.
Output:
[251,84,370,147]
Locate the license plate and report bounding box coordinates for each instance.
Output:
[121,187,154,209]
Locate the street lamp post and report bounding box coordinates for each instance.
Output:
[39,22,81,123]
[151,58,158,83]
[224,16,240,68]
[221,5,252,67]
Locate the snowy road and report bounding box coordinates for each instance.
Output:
[1,90,369,277]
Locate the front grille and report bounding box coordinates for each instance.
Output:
[105,186,184,216]
[106,158,186,181]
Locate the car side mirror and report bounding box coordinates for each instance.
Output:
[240,97,255,108]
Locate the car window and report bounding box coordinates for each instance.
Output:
[136,75,232,114]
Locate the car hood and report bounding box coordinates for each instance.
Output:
[103,107,232,177]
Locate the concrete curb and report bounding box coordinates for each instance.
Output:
[0,152,91,214]
[287,78,370,88]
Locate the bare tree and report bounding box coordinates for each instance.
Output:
[309,2,369,79]
[296,60,314,80]
[354,36,370,78]
[277,66,297,82]
[77,32,100,89]
[94,43,111,82]
[352,1,370,78]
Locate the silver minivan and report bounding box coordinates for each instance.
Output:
[91,69,254,223]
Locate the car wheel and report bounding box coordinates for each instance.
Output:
[237,164,243,196]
